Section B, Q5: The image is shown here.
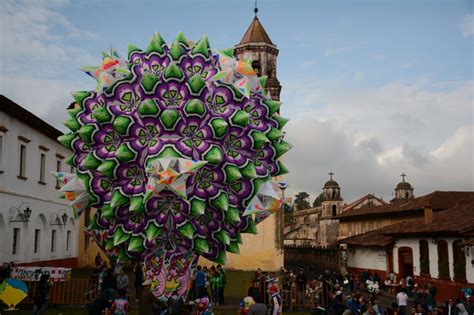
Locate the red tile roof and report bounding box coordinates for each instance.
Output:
[338,229,394,247]
[383,202,474,237]
[239,17,274,45]
[339,200,474,247]
[343,194,387,211]
[337,191,474,221]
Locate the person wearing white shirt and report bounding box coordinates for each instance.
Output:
[396,289,408,315]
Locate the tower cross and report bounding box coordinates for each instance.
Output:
[254,0,258,16]
[329,171,334,181]
[401,172,406,182]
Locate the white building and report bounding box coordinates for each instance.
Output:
[340,199,474,302]
[0,95,77,266]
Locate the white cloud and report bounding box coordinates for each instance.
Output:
[459,14,474,37]
[280,79,474,203]
[431,125,473,159]
[0,0,98,77]
[376,146,403,165]
[0,0,98,132]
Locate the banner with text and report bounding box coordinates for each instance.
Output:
[11,267,71,282]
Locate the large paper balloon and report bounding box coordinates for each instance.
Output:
[58,32,291,300]
[0,279,28,310]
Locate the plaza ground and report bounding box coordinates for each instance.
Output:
[1,269,406,315]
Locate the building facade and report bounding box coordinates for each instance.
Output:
[337,178,474,240]
[339,198,474,302]
[0,95,77,267]
[283,174,385,247]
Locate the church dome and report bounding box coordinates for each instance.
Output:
[396,181,412,190]
[324,180,340,188]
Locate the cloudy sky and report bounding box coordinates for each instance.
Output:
[1,0,473,203]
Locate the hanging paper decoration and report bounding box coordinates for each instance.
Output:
[52,172,89,217]
[57,32,291,300]
[211,50,267,98]
[243,181,283,216]
[145,157,207,200]
[81,48,130,93]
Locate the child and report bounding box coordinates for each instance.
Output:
[111,288,129,315]
[268,284,281,315]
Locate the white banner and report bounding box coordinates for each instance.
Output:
[10,267,71,282]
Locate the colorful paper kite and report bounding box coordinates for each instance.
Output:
[57,32,291,300]
[0,279,28,310]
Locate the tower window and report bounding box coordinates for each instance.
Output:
[251,60,261,76]
[332,205,337,217]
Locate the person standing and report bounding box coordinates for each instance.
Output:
[296,268,307,306]
[269,284,281,315]
[397,289,409,315]
[102,268,117,303]
[210,267,220,306]
[95,252,103,268]
[116,269,129,296]
[111,288,129,315]
[217,264,226,305]
[443,299,459,315]
[133,262,143,301]
[193,266,206,299]
[33,274,51,315]
[456,299,469,315]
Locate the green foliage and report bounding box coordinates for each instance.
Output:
[312,193,323,207]
[294,192,310,210]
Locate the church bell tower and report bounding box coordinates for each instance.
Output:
[234,6,282,100]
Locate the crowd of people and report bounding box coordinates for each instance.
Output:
[87,253,227,315]
[242,267,474,315]
[2,255,473,315]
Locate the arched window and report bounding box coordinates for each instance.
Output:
[419,240,430,275]
[437,240,450,278]
[332,205,337,217]
[453,240,466,280]
[405,192,409,198]
[251,60,261,76]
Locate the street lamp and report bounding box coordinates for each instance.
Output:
[51,211,68,226]
[61,213,68,225]
[9,203,32,223]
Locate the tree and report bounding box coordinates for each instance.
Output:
[294,192,310,210]
[312,193,323,207]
